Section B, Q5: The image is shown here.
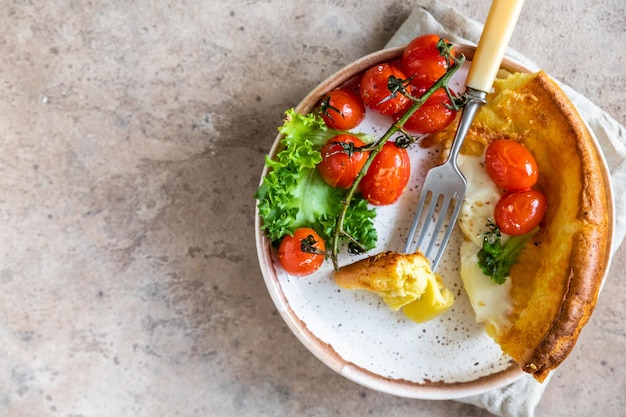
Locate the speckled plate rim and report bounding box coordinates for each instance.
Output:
[255,44,615,400]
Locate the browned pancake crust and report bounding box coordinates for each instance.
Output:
[467,71,610,381]
[507,71,608,381]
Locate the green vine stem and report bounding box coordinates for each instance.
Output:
[330,53,467,270]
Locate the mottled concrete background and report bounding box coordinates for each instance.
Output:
[0,0,624,416]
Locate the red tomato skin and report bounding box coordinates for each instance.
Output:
[360,142,411,206]
[359,63,412,116]
[396,80,457,134]
[485,139,539,192]
[494,189,548,235]
[317,135,369,189]
[319,88,365,130]
[278,228,325,276]
[402,34,455,85]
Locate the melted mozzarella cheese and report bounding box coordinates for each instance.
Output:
[458,154,514,334]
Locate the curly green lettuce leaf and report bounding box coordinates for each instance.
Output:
[317,197,377,252]
[278,108,374,148]
[255,109,377,250]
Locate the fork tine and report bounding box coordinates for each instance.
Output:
[424,194,453,259]
[403,189,430,253]
[404,183,466,271]
[415,192,438,249]
[430,194,464,270]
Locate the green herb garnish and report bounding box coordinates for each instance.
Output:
[477,221,538,284]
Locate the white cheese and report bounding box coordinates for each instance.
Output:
[458,155,502,246]
[457,154,514,333]
[460,240,513,333]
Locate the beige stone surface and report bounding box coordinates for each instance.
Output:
[0,0,624,416]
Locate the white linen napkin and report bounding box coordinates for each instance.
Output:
[386,1,626,416]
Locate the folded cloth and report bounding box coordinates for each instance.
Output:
[386,1,626,416]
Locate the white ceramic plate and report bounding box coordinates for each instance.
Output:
[255,45,613,399]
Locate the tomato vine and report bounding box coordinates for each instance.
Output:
[329,43,467,270]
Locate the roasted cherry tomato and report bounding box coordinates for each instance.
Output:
[485,139,539,192]
[402,34,455,85]
[278,228,326,276]
[494,189,547,235]
[395,80,457,134]
[360,141,410,205]
[317,135,369,189]
[359,63,412,116]
[318,88,366,130]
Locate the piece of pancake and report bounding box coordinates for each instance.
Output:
[442,70,610,382]
[334,251,433,311]
[334,251,455,321]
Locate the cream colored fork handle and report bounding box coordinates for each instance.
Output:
[466,0,526,93]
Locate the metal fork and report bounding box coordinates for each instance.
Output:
[403,90,485,270]
[403,0,526,271]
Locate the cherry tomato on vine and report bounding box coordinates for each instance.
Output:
[494,189,547,236]
[485,139,539,192]
[360,63,412,116]
[317,134,369,189]
[360,141,410,206]
[402,34,455,85]
[318,88,366,130]
[395,80,457,134]
[278,228,326,276]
